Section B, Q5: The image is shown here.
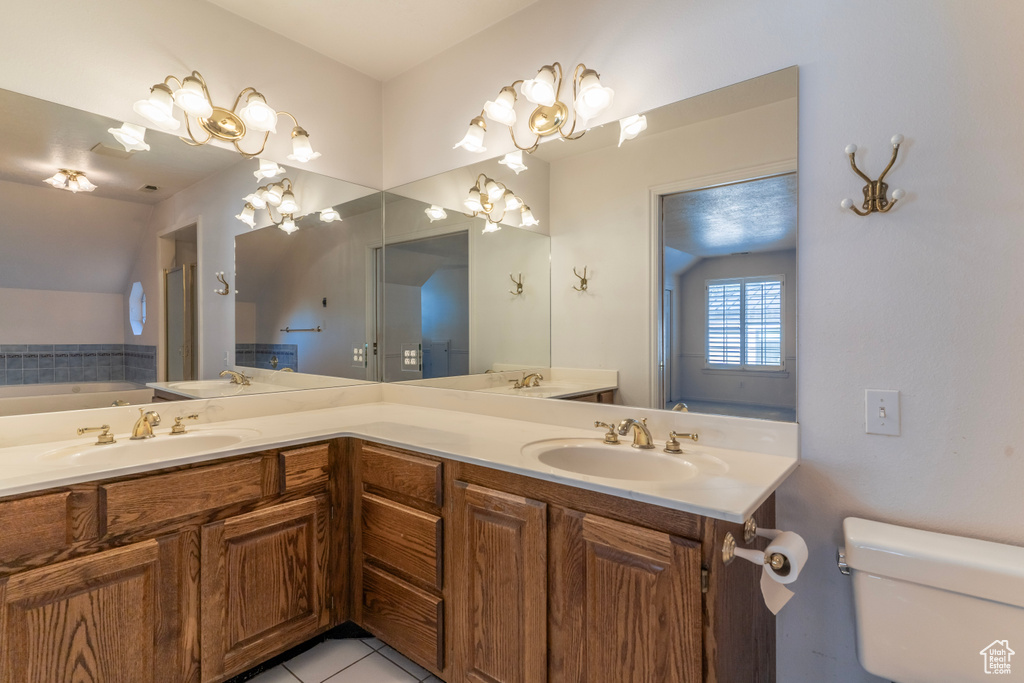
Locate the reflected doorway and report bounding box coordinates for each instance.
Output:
[658,172,797,421]
[164,264,197,381]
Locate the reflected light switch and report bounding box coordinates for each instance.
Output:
[865,389,900,436]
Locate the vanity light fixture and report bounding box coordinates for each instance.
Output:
[618,114,647,146]
[498,150,528,175]
[236,178,302,233]
[43,169,96,193]
[462,173,536,229]
[133,70,320,160]
[425,205,448,222]
[253,158,285,180]
[319,207,342,223]
[841,135,907,215]
[456,62,613,155]
[107,122,151,152]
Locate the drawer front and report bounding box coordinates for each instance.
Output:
[102,456,270,536]
[361,563,443,673]
[361,444,442,508]
[0,491,71,560]
[361,493,441,590]
[280,443,330,492]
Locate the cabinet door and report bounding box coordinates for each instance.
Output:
[201,496,329,682]
[549,508,703,683]
[0,533,199,683]
[451,482,547,683]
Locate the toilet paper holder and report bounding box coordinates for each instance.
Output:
[722,530,792,577]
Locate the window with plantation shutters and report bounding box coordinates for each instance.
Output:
[706,276,784,370]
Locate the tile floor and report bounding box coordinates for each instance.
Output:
[248,637,444,683]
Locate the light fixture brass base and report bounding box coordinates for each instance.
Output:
[529,102,569,137]
[199,107,246,141]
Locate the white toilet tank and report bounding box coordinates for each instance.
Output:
[843,517,1024,682]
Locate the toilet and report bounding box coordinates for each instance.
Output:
[842,517,1024,682]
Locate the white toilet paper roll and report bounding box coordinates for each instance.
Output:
[729,530,809,614]
[764,531,808,585]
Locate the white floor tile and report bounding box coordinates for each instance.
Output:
[379,645,431,680]
[323,653,418,683]
[360,637,384,651]
[422,677,445,683]
[247,665,301,683]
[284,639,374,683]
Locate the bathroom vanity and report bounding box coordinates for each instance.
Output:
[0,392,792,683]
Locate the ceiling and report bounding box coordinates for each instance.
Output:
[203,0,541,82]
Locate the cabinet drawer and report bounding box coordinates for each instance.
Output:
[361,563,443,673]
[361,444,442,508]
[101,456,271,536]
[280,443,330,491]
[0,491,71,560]
[361,493,441,590]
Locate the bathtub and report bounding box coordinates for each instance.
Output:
[0,382,154,417]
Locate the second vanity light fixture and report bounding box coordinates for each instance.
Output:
[463,174,537,230]
[236,178,300,233]
[455,62,614,155]
[132,70,320,161]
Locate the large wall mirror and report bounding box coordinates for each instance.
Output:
[0,87,382,416]
[383,67,798,421]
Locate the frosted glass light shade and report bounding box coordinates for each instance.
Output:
[133,85,180,131]
[618,114,647,146]
[484,87,518,126]
[484,179,505,202]
[254,158,285,180]
[278,190,300,214]
[287,128,321,162]
[463,189,484,213]
[503,192,523,211]
[108,122,151,152]
[522,66,557,106]
[279,216,298,234]
[481,222,501,234]
[454,117,487,153]
[73,174,97,192]
[425,205,448,222]
[173,77,213,118]
[499,150,528,175]
[244,191,267,209]
[43,171,69,188]
[235,203,257,228]
[320,208,342,223]
[264,183,284,206]
[520,206,539,226]
[239,92,278,133]
[574,70,613,120]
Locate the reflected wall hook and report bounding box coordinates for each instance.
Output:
[509,273,523,295]
[573,266,588,291]
[214,271,231,296]
[841,134,907,215]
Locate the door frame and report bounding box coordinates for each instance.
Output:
[647,159,797,409]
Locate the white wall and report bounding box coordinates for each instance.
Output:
[548,99,797,407]
[3,0,382,188]
[383,2,1024,680]
[422,266,470,376]
[675,249,797,408]
[0,288,124,344]
[235,302,256,344]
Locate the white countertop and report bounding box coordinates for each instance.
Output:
[0,398,797,523]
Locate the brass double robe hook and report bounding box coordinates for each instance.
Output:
[509,273,523,295]
[841,134,907,215]
[573,266,588,291]
[214,271,230,295]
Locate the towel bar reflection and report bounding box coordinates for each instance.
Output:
[280,326,322,333]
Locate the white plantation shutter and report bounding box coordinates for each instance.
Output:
[706,276,784,369]
[707,281,742,364]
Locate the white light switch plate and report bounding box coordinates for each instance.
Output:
[865,389,900,436]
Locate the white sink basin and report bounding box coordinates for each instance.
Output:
[166,380,247,397]
[42,428,261,464]
[521,438,699,482]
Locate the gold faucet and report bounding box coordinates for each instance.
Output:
[617,418,655,449]
[521,372,544,387]
[220,370,251,385]
[130,408,161,440]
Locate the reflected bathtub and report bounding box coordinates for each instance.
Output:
[0,382,154,417]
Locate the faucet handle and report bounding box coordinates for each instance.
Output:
[78,424,115,445]
[508,378,524,389]
[665,431,698,454]
[594,421,620,444]
[170,414,199,435]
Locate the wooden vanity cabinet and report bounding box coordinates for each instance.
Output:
[0,440,340,683]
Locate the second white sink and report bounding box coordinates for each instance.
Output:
[522,438,699,482]
[43,428,261,464]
